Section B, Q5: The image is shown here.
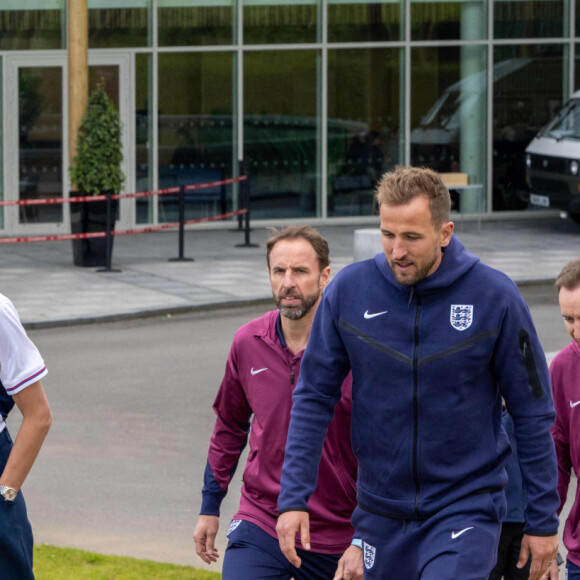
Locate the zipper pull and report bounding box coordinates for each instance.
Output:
[290,370,295,385]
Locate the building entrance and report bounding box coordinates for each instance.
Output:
[2,53,133,235]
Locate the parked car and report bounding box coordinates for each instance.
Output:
[525,90,580,224]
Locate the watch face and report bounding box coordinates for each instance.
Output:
[1,487,16,501]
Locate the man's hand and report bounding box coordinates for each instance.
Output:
[333,544,363,580]
[517,534,558,580]
[539,559,559,580]
[276,511,310,568]
[193,515,220,564]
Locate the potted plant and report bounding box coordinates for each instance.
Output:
[69,79,125,267]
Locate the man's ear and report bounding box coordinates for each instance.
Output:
[320,266,331,289]
[440,221,454,248]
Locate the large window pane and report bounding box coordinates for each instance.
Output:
[493,46,564,210]
[328,1,403,42]
[328,48,402,217]
[494,0,564,39]
[89,0,149,48]
[0,3,62,50]
[244,51,318,219]
[411,46,487,213]
[158,53,235,223]
[19,67,63,224]
[159,0,234,46]
[243,1,318,44]
[136,54,154,224]
[412,0,486,41]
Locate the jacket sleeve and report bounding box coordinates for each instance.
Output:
[200,336,252,516]
[550,355,572,516]
[494,286,559,536]
[278,285,351,513]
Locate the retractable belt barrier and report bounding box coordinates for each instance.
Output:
[0,175,253,270]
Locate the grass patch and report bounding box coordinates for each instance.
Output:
[34,544,222,579]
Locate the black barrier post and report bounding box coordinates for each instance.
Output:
[230,160,246,232]
[236,170,258,248]
[169,185,193,262]
[97,190,120,273]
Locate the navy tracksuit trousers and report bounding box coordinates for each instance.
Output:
[0,428,34,580]
[352,490,506,580]
[222,520,341,580]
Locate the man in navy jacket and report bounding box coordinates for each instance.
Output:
[277,167,559,580]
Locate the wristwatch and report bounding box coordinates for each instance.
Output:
[0,485,17,502]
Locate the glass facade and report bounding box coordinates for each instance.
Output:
[89,1,149,48]
[328,1,403,42]
[328,48,402,216]
[492,45,565,210]
[0,3,63,50]
[411,45,487,212]
[158,0,235,46]
[244,50,318,219]
[243,1,318,44]
[0,0,577,234]
[158,51,235,222]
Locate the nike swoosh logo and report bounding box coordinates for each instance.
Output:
[364,310,388,319]
[451,527,474,539]
[250,367,268,375]
[571,400,580,408]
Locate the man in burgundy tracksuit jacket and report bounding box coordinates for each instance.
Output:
[193,226,361,580]
[546,258,580,580]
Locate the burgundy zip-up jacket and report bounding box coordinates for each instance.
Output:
[200,309,357,554]
[551,341,580,567]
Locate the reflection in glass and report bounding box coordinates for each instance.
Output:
[89,0,149,48]
[0,6,63,50]
[492,46,564,210]
[243,0,318,44]
[412,0,486,41]
[19,67,63,224]
[328,48,401,217]
[136,54,153,224]
[494,0,563,39]
[411,46,487,213]
[244,51,318,219]
[158,53,234,223]
[159,0,234,46]
[328,1,403,42]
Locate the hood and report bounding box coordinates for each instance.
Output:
[373,234,480,296]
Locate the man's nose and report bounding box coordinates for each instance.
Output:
[391,238,407,259]
[282,271,295,288]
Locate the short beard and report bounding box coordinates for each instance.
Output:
[275,291,320,320]
[392,253,439,286]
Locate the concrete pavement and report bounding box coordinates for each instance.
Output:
[2,215,579,328]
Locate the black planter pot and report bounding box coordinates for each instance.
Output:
[70,192,118,268]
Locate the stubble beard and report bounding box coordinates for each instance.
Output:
[392,252,439,286]
[275,289,320,320]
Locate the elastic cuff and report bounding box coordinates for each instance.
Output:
[200,494,222,517]
[523,528,559,537]
[351,538,363,549]
[277,507,309,517]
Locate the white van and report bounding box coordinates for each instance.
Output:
[525,90,580,224]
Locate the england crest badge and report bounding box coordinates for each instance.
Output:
[450,304,474,331]
[227,519,242,536]
[363,542,376,570]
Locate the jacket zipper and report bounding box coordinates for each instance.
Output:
[290,370,295,385]
[413,295,422,519]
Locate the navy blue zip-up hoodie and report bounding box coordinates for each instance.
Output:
[278,235,559,536]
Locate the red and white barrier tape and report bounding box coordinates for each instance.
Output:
[0,209,247,244]
[0,175,247,207]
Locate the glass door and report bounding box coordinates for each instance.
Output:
[3,53,133,235]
